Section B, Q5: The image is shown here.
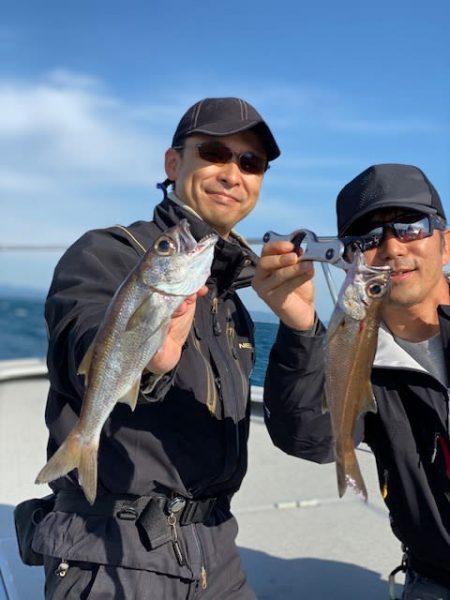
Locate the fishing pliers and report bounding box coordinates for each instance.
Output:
[262,229,349,270]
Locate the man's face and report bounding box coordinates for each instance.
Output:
[164,131,266,238]
[352,208,450,309]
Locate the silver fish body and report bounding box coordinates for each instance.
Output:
[325,250,391,500]
[36,219,218,503]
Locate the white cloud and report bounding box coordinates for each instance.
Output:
[0,169,56,193]
[0,72,168,188]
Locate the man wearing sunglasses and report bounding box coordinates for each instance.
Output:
[31,97,280,599]
[253,163,450,598]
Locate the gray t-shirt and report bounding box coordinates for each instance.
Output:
[394,333,449,388]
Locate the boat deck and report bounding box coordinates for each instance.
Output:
[0,360,404,599]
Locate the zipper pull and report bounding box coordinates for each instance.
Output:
[55,559,69,577]
[211,296,222,335]
[200,565,208,589]
[431,432,440,463]
[167,513,185,566]
[381,469,388,499]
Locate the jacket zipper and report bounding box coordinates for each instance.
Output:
[190,324,218,415]
[211,297,241,456]
[447,389,450,442]
[226,310,250,400]
[192,524,208,589]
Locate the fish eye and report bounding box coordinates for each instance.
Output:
[153,235,176,256]
[367,282,385,298]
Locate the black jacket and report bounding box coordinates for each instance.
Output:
[33,197,258,578]
[264,314,450,588]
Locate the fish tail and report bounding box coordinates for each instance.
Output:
[35,429,99,505]
[77,443,99,505]
[336,449,368,501]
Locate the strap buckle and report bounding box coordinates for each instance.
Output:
[179,498,217,526]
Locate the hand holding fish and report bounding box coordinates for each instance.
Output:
[146,286,208,374]
[253,240,316,330]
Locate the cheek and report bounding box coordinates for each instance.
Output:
[362,249,378,265]
[246,177,263,202]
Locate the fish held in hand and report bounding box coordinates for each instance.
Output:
[35,219,218,504]
[325,249,391,500]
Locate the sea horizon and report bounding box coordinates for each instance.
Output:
[0,293,279,387]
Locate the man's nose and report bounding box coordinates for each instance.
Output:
[218,159,241,184]
[378,228,407,256]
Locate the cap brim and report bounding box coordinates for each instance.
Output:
[183,120,281,161]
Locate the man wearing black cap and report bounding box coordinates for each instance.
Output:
[253,164,450,598]
[31,97,279,598]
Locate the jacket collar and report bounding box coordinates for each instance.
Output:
[152,194,258,295]
[374,326,426,372]
[374,302,450,374]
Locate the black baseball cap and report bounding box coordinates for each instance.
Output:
[171,97,280,161]
[337,163,446,236]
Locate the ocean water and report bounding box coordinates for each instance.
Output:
[0,296,278,387]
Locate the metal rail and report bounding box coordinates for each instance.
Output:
[0,239,264,252]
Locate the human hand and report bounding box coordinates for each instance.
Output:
[252,241,316,330]
[146,285,208,374]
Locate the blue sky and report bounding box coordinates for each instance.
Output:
[1,0,449,319]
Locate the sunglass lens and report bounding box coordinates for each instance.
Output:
[393,218,431,241]
[197,143,232,164]
[239,153,266,175]
[197,142,266,175]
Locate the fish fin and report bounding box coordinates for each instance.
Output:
[336,448,368,501]
[361,380,377,414]
[118,378,141,410]
[35,430,82,485]
[126,296,156,332]
[327,308,346,341]
[35,429,99,505]
[77,442,99,505]
[78,342,95,384]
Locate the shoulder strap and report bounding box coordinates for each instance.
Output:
[113,224,147,256]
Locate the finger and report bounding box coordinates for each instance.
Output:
[255,251,299,279]
[254,260,315,296]
[254,252,311,284]
[172,298,196,317]
[196,285,209,298]
[260,240,296,257]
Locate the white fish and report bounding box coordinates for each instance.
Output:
[36,219,217,504]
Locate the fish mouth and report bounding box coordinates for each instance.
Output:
[191,232,219,255]
[177,220,218,255]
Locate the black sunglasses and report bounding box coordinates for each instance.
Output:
[342,214,446,261]
[174,141,269,175]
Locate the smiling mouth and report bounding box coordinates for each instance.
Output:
[208,191,241,203]
[391,269,414,277]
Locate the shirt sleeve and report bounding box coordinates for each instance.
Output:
[263,319,335,464]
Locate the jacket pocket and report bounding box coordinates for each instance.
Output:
[14,494,56,566]
[32,510,194,579]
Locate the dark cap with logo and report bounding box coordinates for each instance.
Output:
[337,163,446,236]
[171,97,280,161]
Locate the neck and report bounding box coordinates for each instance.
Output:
[167,191,204,222]
[383,281,450,342]
[166,191,235,240]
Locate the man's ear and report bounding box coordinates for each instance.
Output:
[165,148,181,181]
[441,229,450,266]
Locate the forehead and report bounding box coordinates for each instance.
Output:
[186,131,266,155]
